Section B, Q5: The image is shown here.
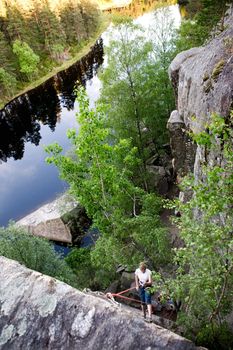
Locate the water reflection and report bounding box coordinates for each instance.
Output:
[0,38,104,163]
[0,4,181,227]
[0,38,103,226]
[56,38,104,110]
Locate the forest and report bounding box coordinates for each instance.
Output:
[0,0,101,105]
[0,0,232,349]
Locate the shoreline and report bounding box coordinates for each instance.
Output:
[0,15,110,110]
[98,0,132,11]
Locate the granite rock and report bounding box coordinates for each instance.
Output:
[0,256,206,350]
[168,9,233,183]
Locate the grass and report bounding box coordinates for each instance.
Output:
[0,15,110,110]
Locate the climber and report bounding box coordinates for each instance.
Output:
[135,261,153,322]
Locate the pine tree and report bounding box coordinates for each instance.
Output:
[59,0,86,46]
[36,1,66,58]
[80,0,100,39]
[197,0,228,34]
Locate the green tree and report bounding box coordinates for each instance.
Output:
[0,31,16,73]
[36,5,66,58]
[146,7,177,145]
[0,68,17,97]
[46,88,171,275]
[99,22,152,176]
[0,224,77,287]
[175,0,230,49]
[99,21,175,189]
[59,0,86,46]
[196,0,229,36]
[65,247,117,290]
[12,39,40,79]
[166,113,233,345]
[79,0,100,39]
[0,0,101,105]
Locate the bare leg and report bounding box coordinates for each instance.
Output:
[141,303,146,318]
[147,304,152,319]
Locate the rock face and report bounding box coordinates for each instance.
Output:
[16,194,91,244]
[168,9,233,182]
[0,257,206,350]
[16,194,76,243]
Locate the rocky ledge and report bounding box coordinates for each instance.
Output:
[0,257,206,350]
[16,194,91,245]
[16,194,77,243]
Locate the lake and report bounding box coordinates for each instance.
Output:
[0,3,181,227]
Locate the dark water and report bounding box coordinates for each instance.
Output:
[0,39,104,226]
[53,242,71,257]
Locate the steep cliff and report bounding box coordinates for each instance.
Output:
[0,257,206,350]
[167,8,233,188]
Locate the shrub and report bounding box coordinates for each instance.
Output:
[0,224,77,288]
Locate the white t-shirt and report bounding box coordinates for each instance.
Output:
[135,268,151,286]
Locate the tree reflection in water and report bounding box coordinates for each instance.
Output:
[0,38,103,162]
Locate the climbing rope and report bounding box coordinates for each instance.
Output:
[106,287,142,304]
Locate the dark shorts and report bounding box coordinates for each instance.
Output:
[139,287,151,305]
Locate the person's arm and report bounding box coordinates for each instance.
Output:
[135,273,139,291]
[145,270,152,287]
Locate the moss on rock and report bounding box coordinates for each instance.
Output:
[211,59,225,81]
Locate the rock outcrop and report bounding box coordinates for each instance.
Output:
[168,8,233,183]
[16,194,91,245]
[0,257,206,350]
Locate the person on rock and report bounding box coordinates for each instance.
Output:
[135,261,152,322]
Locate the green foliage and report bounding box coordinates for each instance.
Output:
[196,0,228,35]
[99,22,153,150]
[46,88,139,229]
[196,322,233,350]
[46,88,171,277]
[91,192,171,272]
[211,60,225,82]
[50,44,66,61]
[173,20,201,51]
[0,68,17,96]
[176,0,229,49]
[13,40,40,77]
[0,0,101,102]
[65,247,116,289]
[0,224,77,287]
[99,20,175,188]
[167,113,233,344]
[122,194,171,267]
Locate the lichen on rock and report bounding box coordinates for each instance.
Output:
[0,257,205,349]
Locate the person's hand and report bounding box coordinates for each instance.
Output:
[136,286,139,291]
[144,282,151,287]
